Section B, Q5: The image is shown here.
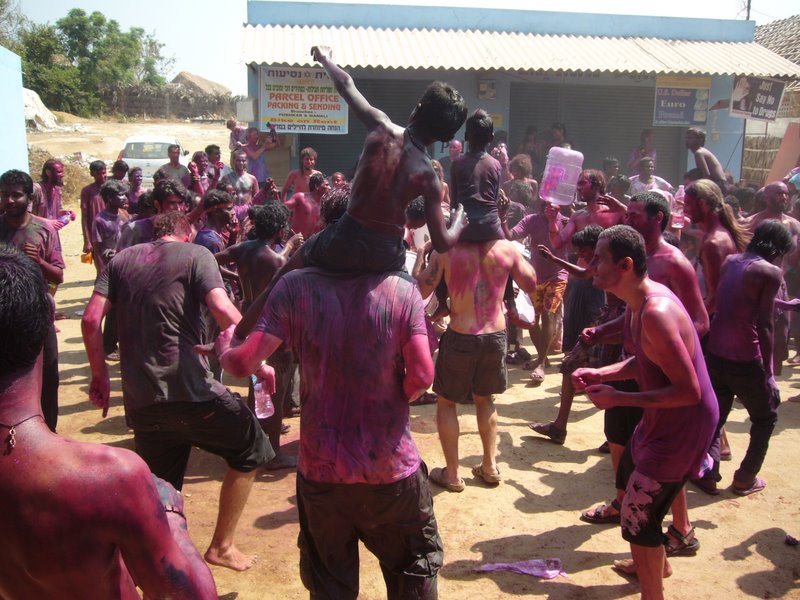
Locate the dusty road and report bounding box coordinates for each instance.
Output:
[33,119,800,599]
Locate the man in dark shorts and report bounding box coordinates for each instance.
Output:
[572,225,718,598]
[415,236,537,491]
[579,193,709,557]
[0,169,64,431]
[0,248,218,599]
[82,212,272,572]
[702,220,793,496]
[216,264,442,599]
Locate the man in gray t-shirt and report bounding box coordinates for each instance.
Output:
[82,211,271,572]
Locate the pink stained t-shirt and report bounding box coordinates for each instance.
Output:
[255,268,427,484]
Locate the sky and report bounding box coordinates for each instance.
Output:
[19,0,798,96]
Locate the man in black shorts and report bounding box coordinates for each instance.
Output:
[573,225,717,597]
[416,235,537,491]
[82,211,272,572]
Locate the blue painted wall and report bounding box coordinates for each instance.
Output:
[248,1,754,42]
[688,75,744,180]
[0,46,28,173]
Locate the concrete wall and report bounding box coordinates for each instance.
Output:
[98,84,238,119]
[0,46,29,173]
[248,1,754,42]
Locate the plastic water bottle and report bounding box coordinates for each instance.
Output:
[671,185,685,229]
[540,147,584,206]
[251,375,274,419]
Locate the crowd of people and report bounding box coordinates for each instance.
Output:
[1,43,799,599]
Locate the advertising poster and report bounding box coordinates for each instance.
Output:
[729,76,785,122]
[653,75,711,126]
[259,66,348,135]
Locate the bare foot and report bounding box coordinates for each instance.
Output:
[612,558,672,578]
[263,453,297,470]
[204,546,257,571]
[530,365,545,383]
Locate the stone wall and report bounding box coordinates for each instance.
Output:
[98,83,240,120]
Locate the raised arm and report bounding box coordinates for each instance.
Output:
[537,244,589,279]
[311,45,390,131]
[599,193,628,215]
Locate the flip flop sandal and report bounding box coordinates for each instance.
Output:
[665,524,700,556]
[410,392,438,406]
[690,476,720,496]
[732,477,766,496]
[471,464,502,485]
[529,422,566,445]
[515,347,532,361]
[580,498,621,524]
[428,467,465,493]
[506,351,523,364]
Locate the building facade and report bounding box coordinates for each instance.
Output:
[242,1,800,185]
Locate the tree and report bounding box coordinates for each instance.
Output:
[19,23,96,115]
[0,0,27,52]
[18,8,174,115]
[132,28,173,87]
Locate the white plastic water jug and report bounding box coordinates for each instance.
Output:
[540,147,585,206]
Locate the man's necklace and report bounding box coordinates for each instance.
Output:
[0,414,42,452]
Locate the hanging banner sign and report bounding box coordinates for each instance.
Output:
[653,75,711,126]
[259,66,348,135]
[729,76,785,122]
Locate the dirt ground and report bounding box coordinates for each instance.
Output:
[38,119,800,599]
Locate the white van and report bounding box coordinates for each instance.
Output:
[117,135,189,184]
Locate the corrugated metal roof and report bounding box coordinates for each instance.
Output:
[240,24,800,78]
[755,15,800,66]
